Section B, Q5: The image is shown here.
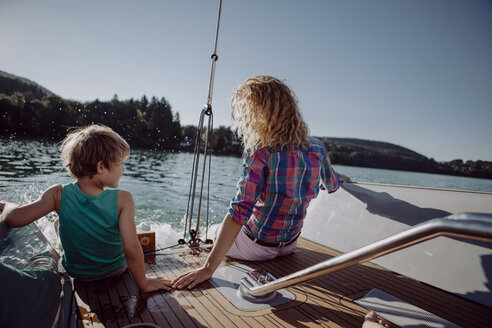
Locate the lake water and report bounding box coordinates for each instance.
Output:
[1,137,492,248]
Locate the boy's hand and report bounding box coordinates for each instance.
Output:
[141,277,173,293]
[0,202,16,219]
[0,201,14,213]
[0,201,10,239]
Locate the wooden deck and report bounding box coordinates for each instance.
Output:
[75,238,492,327]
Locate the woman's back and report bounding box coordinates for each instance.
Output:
[231,137,340,243]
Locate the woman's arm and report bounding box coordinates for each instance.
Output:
[118,190,172,293]
[0,184,61,228]
[172,150,266,289]
[172,213,242,289]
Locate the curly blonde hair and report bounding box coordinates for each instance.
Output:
[59,124,130,179]
[231,75,309,152]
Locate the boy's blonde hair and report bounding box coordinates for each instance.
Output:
[231,75,309,152]
[60,125,130,179]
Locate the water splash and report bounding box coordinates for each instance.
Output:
[1,137,241,256]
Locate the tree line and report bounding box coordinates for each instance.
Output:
[1,89,491,180]
[321,137,492,179]
[0,91,242,156]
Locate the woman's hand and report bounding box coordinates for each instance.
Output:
[141,277,173,293]
[340,174,351,183]
[172,213,242,290]
[172,266,214,290]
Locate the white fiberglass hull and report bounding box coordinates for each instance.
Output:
[302,182,492,307]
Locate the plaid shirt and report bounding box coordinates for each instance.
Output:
[229,137,340,243]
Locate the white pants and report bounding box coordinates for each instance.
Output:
[218,227,298,261]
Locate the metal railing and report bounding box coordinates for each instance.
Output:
[240,212,492,297]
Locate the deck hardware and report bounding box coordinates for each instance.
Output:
[241,213,492,298]
[210,263,296,311]
[137,232,155,253]
[187,229,201,248]
[239,269,277,301]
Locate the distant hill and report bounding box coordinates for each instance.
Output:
[319,137,492,179]
[0,70,55,100]
[1,70,491,179]
[319,137,438,173]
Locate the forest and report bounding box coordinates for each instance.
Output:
[1,70,491,179]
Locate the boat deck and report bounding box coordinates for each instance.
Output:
[74,237,492,327]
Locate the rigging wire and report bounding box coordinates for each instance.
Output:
[179,0,223,249]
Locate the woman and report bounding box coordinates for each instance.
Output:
[172,75,349,289]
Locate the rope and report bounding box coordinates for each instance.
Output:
[145,243,213,256]
[144,243,181,254]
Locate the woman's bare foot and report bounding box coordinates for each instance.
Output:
[362,311,389,328]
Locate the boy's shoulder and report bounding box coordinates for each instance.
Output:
[46,184,63,198]
[41,184,63,213]
[60,181,77,192]
[117,189,132,197]
[117,189,134,203]
[49,184,64,191]
[116,189,134,214]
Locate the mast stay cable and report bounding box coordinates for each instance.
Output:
[179,0,223,249]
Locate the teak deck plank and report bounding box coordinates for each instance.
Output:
[173,254,244,328]
[299,238,492,327]
[74,237,492,328]
[147,262,198,328]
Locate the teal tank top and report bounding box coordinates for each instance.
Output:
[59,182,126,279]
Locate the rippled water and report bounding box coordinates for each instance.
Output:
[1,137,492,248]
[0,138,241,248]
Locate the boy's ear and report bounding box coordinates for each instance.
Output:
[96,161,106,174]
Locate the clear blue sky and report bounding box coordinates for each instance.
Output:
[1,0,491,161]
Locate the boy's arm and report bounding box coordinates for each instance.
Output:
[118,190,171,293]
[0,184,61,228]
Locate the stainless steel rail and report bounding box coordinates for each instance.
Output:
[241,213,492,297]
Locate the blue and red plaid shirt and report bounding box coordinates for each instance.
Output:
[228,137,340,243]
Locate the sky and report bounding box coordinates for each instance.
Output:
[1,0,491,162]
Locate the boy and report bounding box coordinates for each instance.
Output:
[0,124,171,292]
